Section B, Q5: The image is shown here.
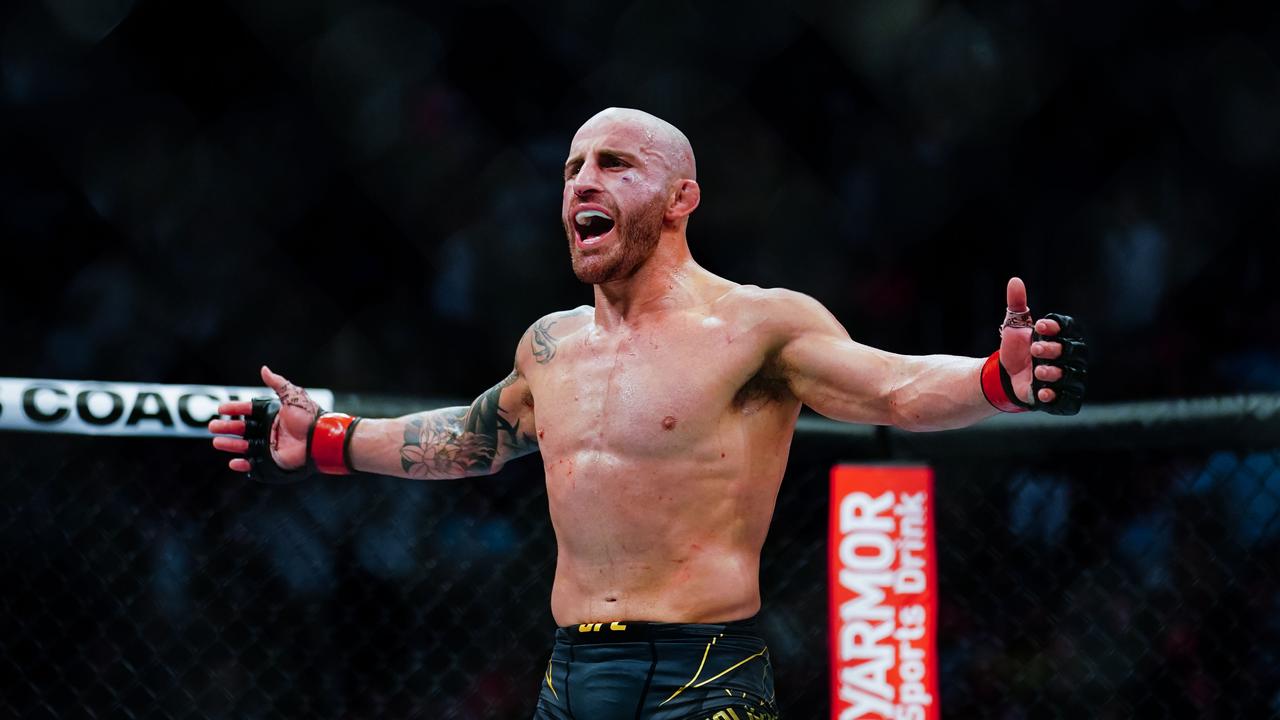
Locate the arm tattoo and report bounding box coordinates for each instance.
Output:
[531,317,560,364]
[399,408,471,478]
[399,371,535,478]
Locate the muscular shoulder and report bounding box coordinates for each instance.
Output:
[714,285,847,346]
[514,305,593,370]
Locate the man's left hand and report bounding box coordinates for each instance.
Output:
[997,277,1087,415]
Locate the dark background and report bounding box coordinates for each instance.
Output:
[3,1,1280,719]
[4,0,1278,401]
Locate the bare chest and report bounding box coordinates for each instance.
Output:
[530,319,769,457]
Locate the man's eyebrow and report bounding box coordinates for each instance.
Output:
[599,148,639,163]
[563,148,640,168]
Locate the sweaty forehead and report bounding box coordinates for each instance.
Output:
[568,120,663,163]
[566,109,696,179]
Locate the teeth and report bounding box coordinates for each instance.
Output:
[575,210,611,225]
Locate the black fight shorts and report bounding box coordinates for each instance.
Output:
[533,617,780,720]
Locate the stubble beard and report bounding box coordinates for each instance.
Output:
[566,195,666,285]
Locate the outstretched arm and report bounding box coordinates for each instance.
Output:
[211,329,540,479]
[771,278,1078,431]
[348,368,537,479]
[776,302,993,431]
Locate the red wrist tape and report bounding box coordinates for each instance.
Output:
[981,351,1028,413]
[310,413,358,474]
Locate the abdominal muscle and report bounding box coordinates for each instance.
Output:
[543,435,790,626]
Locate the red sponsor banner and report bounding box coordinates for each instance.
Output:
[829,465,939,720]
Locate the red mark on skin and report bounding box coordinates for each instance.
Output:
[720,452,726,458]
[538,429,545,439]
[662,416,677,430]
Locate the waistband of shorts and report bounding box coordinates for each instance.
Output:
[555,615,760,645]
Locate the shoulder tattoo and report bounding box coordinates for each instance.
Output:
[531,317,560,364]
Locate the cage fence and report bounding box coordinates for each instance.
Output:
[3,395,1278,719]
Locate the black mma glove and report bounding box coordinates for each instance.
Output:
[242,397,318,484]
[983,313,1088,416]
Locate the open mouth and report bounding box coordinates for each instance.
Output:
[573,209,616,246]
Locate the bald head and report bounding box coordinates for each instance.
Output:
[562,107,703,282]
[574,107,696,183]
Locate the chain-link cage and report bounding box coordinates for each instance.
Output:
[3,407,1279,718]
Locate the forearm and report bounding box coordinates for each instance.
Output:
[346,368,536,478]
[774,287,1055,432]
[885,354,997,431]
[349,406,499,479]
[788,333,998,431]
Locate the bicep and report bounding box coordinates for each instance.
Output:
[464,368,539,470]
[383,367,536,480]
[762,290,991,431]
[759,289,899,425]
[779,331,902,425]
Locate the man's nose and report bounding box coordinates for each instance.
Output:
[571,163,602,197]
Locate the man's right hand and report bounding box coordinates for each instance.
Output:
[209,365,322,472]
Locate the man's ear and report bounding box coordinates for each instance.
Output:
[666,179,701,221]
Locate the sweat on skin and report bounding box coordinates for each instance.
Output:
[209,107,1077,628]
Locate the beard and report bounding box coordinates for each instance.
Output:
[565,194,666,285]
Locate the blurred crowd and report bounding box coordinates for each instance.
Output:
[935,449,1280,718]
[3,0,1278,402]
[3,1,1279,718]
[5,436,1276,717]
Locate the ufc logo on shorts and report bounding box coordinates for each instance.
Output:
[576,622,628,632]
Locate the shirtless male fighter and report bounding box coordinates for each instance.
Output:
[210,108,1086,719]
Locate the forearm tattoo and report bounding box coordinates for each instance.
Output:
[399,371,535,478]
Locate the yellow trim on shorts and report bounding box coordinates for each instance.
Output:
[689,647,769,690]
[545,659,558,700]
[660,635,718,706]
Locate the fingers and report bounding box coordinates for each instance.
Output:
[1041,313,1079,338]
[1028,310,1087,414]
[261,365,292,395]
[1035,318,1061,336]
[1031,340,1062,360]
[1035,365,1064,382]
[1006,277,1028,312]
[1032,336,1087,363]
[208,419,245,436]
[217,381,272,477]
[212,422,250,473]
[212,436,249,454]
[217,400,253,417]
